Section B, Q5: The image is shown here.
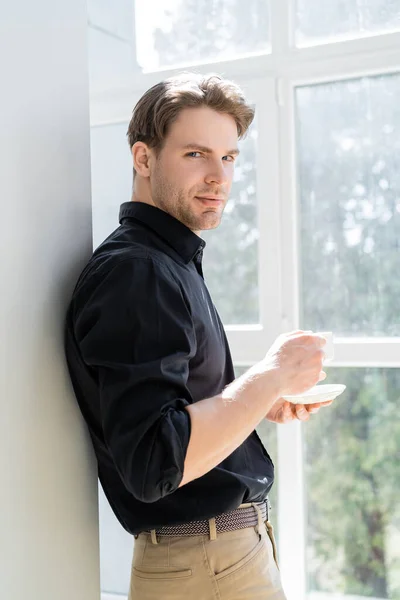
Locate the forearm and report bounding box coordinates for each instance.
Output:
[179,364,281,487]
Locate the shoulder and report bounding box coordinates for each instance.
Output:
[71,246,186,310]
[83,243,179,283]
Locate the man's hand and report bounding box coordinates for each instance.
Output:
[265,397,333,424]
[261,330,327,398]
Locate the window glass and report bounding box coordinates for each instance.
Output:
[203,122,259,325]
[296,73,400,336]
[135,0,270,72]
[304,367,400,599]
[296,0,400,46]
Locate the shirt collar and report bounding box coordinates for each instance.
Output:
[119,201,206,264]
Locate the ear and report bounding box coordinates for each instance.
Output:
[132,142,152,178]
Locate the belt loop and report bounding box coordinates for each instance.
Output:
[208,517,217,541]
[150,529,159,545]
[251,503,264,539]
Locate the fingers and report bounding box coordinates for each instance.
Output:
[287,330,312,337]
[289,399,334,421]
[295,403,310,421]
[271,331,328,397]
[307,400,333,408]
[304,399,334,414]
[291,332,327,348]
[314,335,328,348]
[282,401,293,422]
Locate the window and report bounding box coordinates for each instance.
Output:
[135,0,271,72]
[87,2,400,599]
[203,121,260,325]
[291,73,400,600]
[304,367,400,599]
[296,0,400,46]
[296,73,400,337]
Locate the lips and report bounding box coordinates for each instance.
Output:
[196,197,224,208]
[195,196,224,206]
[196,196,224,201]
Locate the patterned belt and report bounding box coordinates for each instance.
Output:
[148,500,269,538]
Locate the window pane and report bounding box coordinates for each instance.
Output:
[296,73,400,336]
[135,0,270,72]
[202,122,259,325]
[304,367,400,599]
[296,0,400,46]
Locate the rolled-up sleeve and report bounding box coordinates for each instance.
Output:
[73,257,196,503]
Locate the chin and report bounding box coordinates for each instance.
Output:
[198,215,222,231]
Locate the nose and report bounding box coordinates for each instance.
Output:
[204,159,229,186]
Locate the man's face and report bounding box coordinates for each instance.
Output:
[149,106,239,233]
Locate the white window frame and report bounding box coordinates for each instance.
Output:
[91,2,400,599]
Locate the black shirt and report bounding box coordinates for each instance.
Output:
[64,201,274,535]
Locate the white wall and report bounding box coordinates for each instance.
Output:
[0,1,99,599]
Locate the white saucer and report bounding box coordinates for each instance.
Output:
[282,384,346,405]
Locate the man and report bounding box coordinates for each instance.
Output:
[65,73,332,600]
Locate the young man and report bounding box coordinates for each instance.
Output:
[65,73,332,600]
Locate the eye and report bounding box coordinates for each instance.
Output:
[223,155,236,162]
[186,151,202,158]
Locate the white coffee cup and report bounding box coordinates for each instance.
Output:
[316,331,334,363]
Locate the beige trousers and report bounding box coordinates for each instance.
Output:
[128,518,287,600]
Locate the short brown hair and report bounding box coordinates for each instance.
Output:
[127,72,254,163]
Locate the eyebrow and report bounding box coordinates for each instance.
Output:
[182,143,240,156]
